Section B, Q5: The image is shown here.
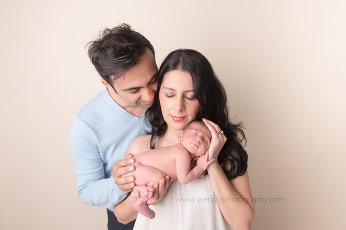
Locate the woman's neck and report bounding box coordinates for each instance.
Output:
[158,126,182,147]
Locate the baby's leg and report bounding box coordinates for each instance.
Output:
[126,161,167,185]
[127,162,167,219]
[133,197,156,219]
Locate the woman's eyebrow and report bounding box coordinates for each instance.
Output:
[163,87,175,91]
[162,87,194,93]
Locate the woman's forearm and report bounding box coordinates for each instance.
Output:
[113,193,138,224]
[207,163,255,229]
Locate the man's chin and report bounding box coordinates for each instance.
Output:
[139,103,152,109]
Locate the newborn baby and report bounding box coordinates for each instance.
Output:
[126,121,214,219]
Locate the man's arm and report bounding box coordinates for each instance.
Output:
[70,117,126,210]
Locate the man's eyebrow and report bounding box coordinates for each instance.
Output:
[122,72,158,91]
[162,87,195,93]
[122,86,142,91]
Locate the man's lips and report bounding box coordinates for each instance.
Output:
[140,101,153,106]
[171,115,185,121]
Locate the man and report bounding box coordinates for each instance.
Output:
[70,24,159,229]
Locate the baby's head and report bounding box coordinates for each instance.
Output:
[180,121,211,157]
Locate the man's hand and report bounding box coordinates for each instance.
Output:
[113,154,136,192]
[147,176,173,205]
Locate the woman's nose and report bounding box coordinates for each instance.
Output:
[174,97,184,112]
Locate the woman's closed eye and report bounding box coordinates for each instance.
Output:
[184,95,196,100]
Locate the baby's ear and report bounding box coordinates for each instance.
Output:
[178,131,184,140]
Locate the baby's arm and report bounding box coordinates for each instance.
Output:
[195,152,215,171]
[175,148,208,184]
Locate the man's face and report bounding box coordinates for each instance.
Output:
[110,49,158,110]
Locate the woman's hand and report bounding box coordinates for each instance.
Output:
[202,118,227,160]
[147,176,173,205]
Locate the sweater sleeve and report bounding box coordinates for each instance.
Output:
[70,117,127,210]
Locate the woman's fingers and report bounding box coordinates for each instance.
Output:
[202,118,218,136]
[147,183,159,205]
[203,118,227,141]
[147,176,172,205]
[202,118,218,128]
[202,118,227,160]
[158,179,165,202]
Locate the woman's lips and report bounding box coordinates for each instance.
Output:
[171,115,185,121]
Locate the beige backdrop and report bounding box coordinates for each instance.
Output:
[1,0,345,229]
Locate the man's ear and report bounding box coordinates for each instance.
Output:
[101,79,110,88]
[101,79,118,95]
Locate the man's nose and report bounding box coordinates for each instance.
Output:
[142,86,155,102]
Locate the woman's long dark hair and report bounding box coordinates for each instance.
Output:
[145,49,248,180]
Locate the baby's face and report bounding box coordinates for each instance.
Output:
[181,122,211,157]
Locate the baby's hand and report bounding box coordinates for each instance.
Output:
[196,153,215,171]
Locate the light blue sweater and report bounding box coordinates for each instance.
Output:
[70,88,150,211]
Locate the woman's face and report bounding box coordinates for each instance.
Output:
[159,69,200,132]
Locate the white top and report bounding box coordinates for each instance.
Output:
[134,175,233,230]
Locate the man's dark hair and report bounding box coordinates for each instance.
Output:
[87,23,155,84]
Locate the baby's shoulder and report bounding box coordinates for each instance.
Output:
[169,144,189,156]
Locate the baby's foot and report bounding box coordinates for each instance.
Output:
[133,197,156,219]
[133,185,154,198]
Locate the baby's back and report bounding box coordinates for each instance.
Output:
[135,145,185,179]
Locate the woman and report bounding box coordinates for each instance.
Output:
[114,49,255,229]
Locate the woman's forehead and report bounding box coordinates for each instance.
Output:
[161,69,193,89]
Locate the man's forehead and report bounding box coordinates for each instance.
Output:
[114,76,136,89]
[112,72,156,91]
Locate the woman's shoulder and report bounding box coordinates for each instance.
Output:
[127,134,152,156]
